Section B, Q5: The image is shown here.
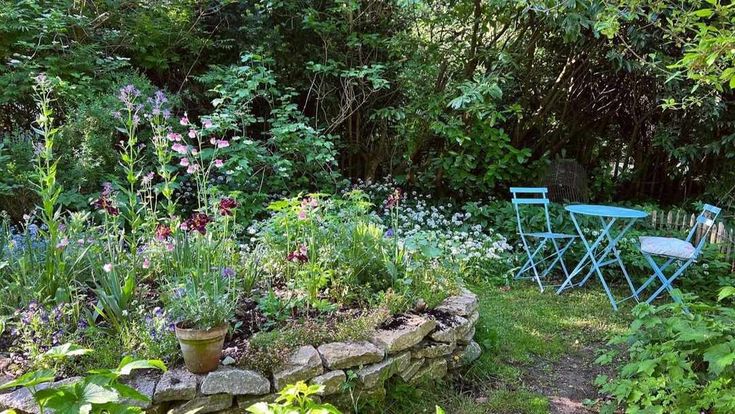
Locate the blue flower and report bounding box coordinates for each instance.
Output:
[385,228,394,238]
[221,267,235,279]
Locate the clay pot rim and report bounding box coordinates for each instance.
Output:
[175,322,228,340]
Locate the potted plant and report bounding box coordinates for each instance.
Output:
[161,215,240,373]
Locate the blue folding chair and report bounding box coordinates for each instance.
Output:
[635,204,721,307]
[510,187,577,292]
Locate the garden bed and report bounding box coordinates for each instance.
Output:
[0,291,481,413]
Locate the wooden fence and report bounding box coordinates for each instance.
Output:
[649,209,735,270]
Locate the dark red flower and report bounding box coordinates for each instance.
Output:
[218,197,237,216]
[155,224,172,241]
[385,188,402,209]
[286,244,308,264]
[183,213,211,235]
[92,183,119,216]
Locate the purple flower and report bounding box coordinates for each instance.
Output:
[385,228,394,238]
[221,267,235,278]
[118,84,141,109]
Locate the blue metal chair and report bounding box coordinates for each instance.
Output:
[635,204,722,306]
[510,187,577,291]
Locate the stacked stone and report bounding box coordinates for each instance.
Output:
[0,291,481,414]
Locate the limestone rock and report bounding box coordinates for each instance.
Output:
[201,367,270,396]
[310,370,346,396]
[317,341,384,370]
[410,358,448,384]
[121,372,159,408]
[170,393,232,414]
[449,341,482,368]
[153,367,198,402]
[398,358,424,382]
[370,314,436,354]
[355,351,411,389]
[458,326,476,345]
[273,346,324,391]
[411,340,456,359]
[435,290,478,317]
[429,314,468,343]
[222,356,236,366]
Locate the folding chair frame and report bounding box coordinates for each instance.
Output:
[636,204,721,308]
[511,187,576,292]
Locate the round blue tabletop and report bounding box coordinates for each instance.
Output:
[565,204,648,219]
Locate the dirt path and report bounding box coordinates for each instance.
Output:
[523,345,612,414]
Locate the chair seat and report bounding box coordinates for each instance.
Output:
[527,232,577,239]
[640,236,696,260]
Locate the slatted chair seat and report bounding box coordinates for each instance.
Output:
[640,236,697,260]
[635,203,721,310]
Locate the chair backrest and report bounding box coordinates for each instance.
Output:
[510,187,553,237]
[685,204,722,256]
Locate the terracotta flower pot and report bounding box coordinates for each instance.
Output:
[175,323,228,374]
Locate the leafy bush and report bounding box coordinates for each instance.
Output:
[246,381,341,414]
[596,288,735,413]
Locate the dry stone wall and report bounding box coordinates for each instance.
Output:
[0,290,481,413]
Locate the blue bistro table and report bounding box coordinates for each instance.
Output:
[556,205,649,310]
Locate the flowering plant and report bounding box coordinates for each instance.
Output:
[159,203,241,330]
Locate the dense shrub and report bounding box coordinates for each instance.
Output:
[596,289,735,413]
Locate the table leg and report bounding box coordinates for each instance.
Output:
[557,214,612,293]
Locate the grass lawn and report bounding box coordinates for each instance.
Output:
[383,281,633,414]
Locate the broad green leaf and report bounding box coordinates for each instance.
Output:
[0,369,55,390]
[44,343,93,360]
[703,342,735,376]
[118,359,166,375]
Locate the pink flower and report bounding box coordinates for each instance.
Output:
[210,138,217,145]
[167,132,182,142]
[180,114,189,126]
[179,158,190,167]
[214,159,224,168]
[187,164,199,174]
[298,209,307,220]
[56,238,69,250]
[172,143,188,154]
[103,263,113,273]
[216,140,230,148]
[166,243,174,252]
[191,149,199,156]
[188,129,197,138]
[142,258,151,269]
[203,119,213,128]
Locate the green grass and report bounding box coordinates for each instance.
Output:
[383,281,633,414]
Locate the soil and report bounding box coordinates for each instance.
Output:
[522,344,616,414]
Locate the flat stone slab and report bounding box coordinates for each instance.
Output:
[273,345,324,391]
[435,290,478,317]
[318,341,384,370]
[310,370,346,396]
[238,393,277,408]
[410,358,448,384]
[412,340,456,359]
[371,314,436,354]
[430,314,469,343]
[170,393,233,414]
[201,367,270,396]
[398,357,424,382]
[153,367,198,402]
[121,372,160,408]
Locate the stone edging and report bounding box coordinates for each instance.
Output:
[0,290,481,413]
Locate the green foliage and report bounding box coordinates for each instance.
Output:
[0,343,165,414]
[246,381,341,414]
[596,290,735,413]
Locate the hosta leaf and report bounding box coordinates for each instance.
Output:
[0,369,55,390]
